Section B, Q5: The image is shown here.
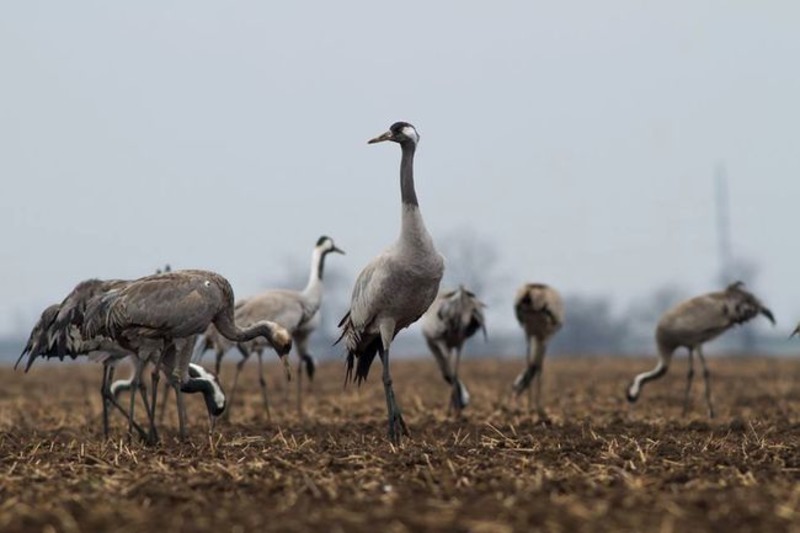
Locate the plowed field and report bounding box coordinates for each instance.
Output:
[1,356,800,532]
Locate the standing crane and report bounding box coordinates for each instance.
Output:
[337,122,444,445]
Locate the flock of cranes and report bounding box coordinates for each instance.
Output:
[14,121,786,447]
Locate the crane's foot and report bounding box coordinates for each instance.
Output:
[387,411,409,445]
[386,400,410,445]
[536,408,552,426]
[512,365,537,396]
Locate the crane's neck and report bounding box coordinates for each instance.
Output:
[302,247,326,305]
[399,141,436,249]
[400,142,418,207]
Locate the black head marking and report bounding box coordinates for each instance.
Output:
[389,121,419,144]
[183,365,226,416]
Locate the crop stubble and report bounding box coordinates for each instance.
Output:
[1,356,800,532]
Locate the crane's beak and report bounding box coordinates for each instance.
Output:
[790,324,800,339]
[761,307,775,325]
[368,130,393,144]
[332,245,345,255]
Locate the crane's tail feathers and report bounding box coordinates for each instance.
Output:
[15,344,32,371]
[761,307,776,325]
[302,354,316,381]
[512,364,539,396]
[343,338,381,388]
[334,312,352,346]
[23,354,37,373]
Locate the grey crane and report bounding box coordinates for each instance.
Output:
[17,277,228,442]
[196,236,344,418]
[337,122,444,445]
[512,283,565,417]
[16,279,153,440]
[421,286,486,417]
[82,269,293,440]
[626,281,775,418]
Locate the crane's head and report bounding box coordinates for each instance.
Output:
[262,321,294,382]
[368,122,419,146]
[316,235,345,256]
[181,363,227,432]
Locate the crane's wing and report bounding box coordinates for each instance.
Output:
[85,271,228,339]
[234,290,307,333]
[337,254,393,343]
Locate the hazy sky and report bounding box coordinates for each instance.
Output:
[2,2,799,337]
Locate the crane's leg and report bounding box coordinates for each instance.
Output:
[446,346,456,417]
[682,348,695,417]
[697,346,715,418]
[296,354,304,418]
[379,321,408,445]
[101,364,149,441]
[535,365,544,418]
[452,346,465,418]
[256,350,272,422]
[147,347,169,444]
[171,377,188,442]
[159,379,171,424]
[215,348,224,377]
[127,361,141,444]
[223,350,249,421]
[101,364,113,439]
[426,339,454,415]
[136,368,153,429]
[526,338,535,414]
[534,344,547,419]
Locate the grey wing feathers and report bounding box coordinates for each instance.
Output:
[236,290,307,332]
[84,270,231,340]
[337,260,385,352]
[657,282,774,350]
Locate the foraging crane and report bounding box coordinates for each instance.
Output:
[18,277,229,441]
[626,281,775,417]
[337,122,444,445]
[513,283,564,416]
[82,269,293,440]
[16,279,152,440]
[196,236,344,418]
[421,286,486,417]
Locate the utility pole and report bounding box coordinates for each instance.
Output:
[715,163,756,353]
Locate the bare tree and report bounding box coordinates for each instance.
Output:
[262,255,352,352]
[438,226,506,305]
[550,295,630,355]
[625,283,688,353]
[718,256,763,354]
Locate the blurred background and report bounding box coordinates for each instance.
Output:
[1,2,798,361]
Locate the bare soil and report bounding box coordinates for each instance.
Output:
[1,355,800,532]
